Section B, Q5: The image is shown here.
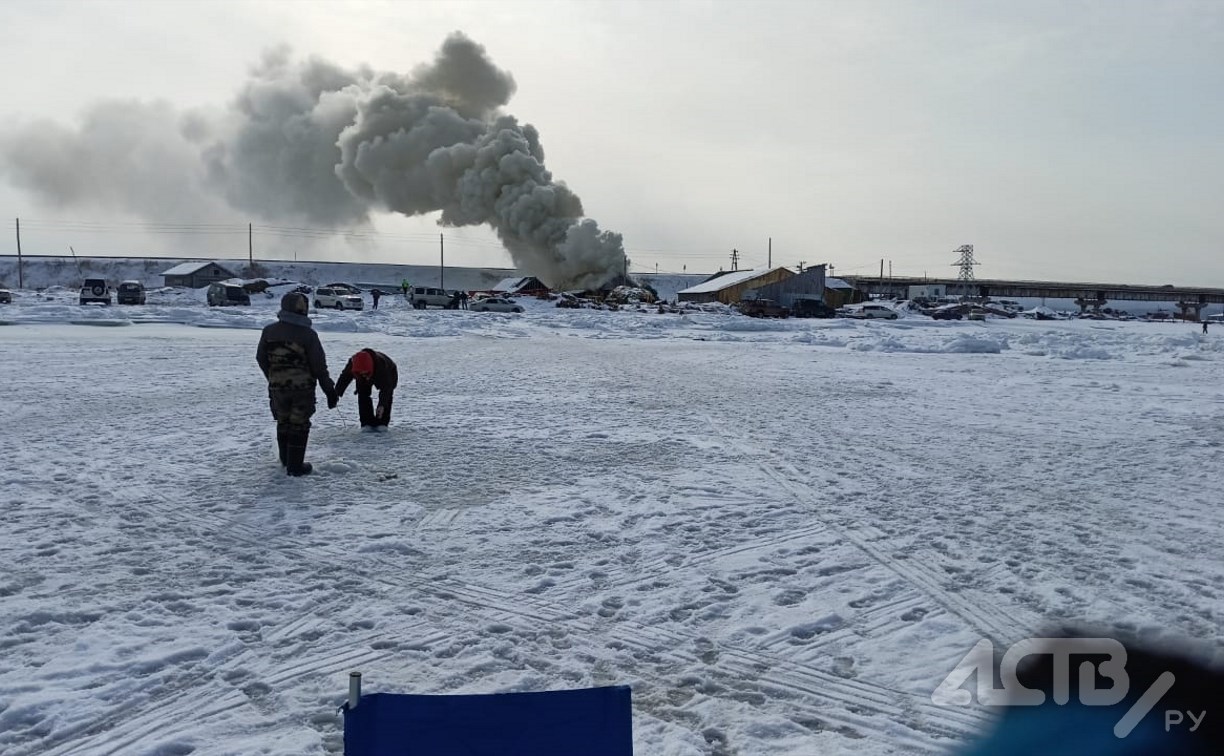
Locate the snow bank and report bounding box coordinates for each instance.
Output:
[941,335,1007,354]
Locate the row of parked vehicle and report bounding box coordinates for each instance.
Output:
[77,279,148,306]
[735,298,899,320]
[70,279,526,313]
[77,279,261,307]
[303,284,523,312]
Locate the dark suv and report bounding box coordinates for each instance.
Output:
[737,298,790,318]
[207,282,251,307]
[791,298,836,318]
[116,280,147,305]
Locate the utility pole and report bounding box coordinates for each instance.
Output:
[798,260,806,273]
[768,237,772,269]
[730,248,740,271]
[15,218,22,289]
[248,223,253,271]
[440,233,444,289]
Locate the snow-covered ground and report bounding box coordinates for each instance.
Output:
[1,297,1222,755]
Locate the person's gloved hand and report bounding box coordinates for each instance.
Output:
[327,392,339,410]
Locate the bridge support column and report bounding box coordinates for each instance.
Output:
[1176,301,1205,322]
[1075,296,1107,314]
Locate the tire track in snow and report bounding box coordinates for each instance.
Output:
[121,477,985,752]
[770,459,1033,646]
[549,521,832,593]
[33,464,598,754]
[39,438,989,754]
[39,595,447,756]
[703,414,1036,647]
[599,618,988,745]
[23,469,411,755]
[46,639,403,756]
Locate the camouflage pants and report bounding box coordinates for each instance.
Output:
[268,388,316,434]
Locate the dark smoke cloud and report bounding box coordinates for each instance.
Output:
[0,33,626,289]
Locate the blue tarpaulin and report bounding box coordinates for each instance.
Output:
[343,685,633,756]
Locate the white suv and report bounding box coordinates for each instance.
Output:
[409,286,455,309]
[80,278,112,305]
[314,287,364,310]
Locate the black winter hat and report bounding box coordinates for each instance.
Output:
[281,292,309,315]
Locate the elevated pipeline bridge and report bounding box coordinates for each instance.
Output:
[841,275,1224,319]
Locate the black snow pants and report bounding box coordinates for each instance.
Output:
[358,386,394,427]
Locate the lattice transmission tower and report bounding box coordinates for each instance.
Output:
[952,244,979,300]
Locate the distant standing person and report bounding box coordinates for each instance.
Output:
[371,289,381,310]
[1204,320,1210,334]
[256,292,339,476]
[401,279,411,299]
[335,348,399,429]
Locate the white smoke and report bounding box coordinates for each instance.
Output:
[0,33,627,289]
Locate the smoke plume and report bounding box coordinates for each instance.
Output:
[0,34,626,289]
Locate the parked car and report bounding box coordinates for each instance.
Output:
[929,304,965,320]
[207,282,251,307]
[790,298,836,318]
[471,296,524,313]
[80,278,112,306]
[737,298,790,318]
[0,288,11,304]
[409,286,454,309]
[116,280,146,305]
[855,304,899,320]
[313,287,364,310]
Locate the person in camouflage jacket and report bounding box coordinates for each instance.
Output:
[256,292,338,476]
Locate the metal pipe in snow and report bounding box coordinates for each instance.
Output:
[348,671,362,709]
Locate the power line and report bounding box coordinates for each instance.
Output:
[9,217,767,272]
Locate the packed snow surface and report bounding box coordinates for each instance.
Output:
[1,293,1222,755]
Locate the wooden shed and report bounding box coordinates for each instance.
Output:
[747,265,827,307]
[677,268,795,305]
[824,277,866,308]
[162,261,237,288]
[491,276,550,296]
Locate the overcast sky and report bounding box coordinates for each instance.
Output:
[1,0,1220,284]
